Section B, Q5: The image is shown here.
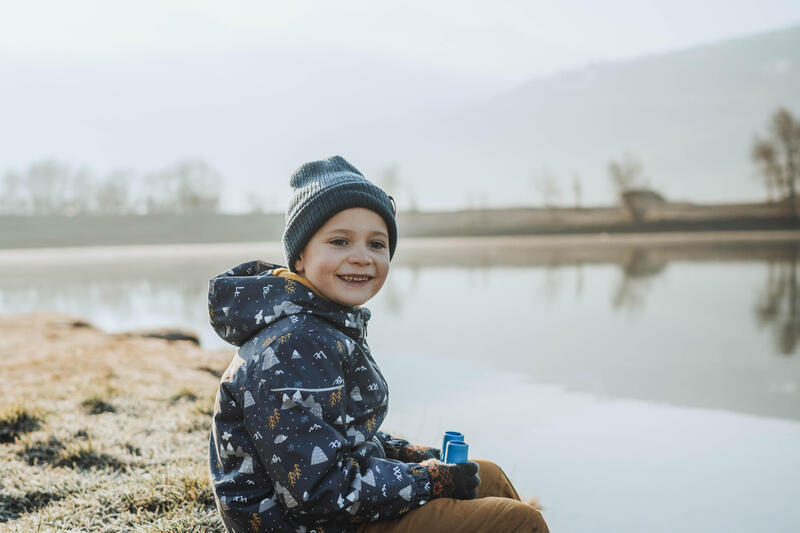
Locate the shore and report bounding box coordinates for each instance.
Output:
[0,313,232,532]
[2,230,799,271]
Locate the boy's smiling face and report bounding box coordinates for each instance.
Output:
[294,207,390,307]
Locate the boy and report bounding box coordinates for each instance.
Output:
[208,156,548,532]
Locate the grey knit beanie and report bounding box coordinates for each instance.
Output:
[282,156,397,272]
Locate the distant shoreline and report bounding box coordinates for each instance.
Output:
[2,231,799,270]
[4,201,799,250]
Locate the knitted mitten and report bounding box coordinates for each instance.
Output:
[380,436,440,462]
[421,459,480,500]
[397,444,440,463]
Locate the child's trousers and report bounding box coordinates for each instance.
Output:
[357,460,550,533]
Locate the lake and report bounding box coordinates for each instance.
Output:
[2,234,799,532]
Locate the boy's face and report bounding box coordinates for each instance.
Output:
[294,207,390,307]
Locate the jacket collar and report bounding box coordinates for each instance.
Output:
[208,260,370,347]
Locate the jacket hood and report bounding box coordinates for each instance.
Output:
[208,260,370,346]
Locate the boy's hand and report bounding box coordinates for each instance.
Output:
[397,444,440,463]
[379,434,440,462]
[421,459,481,500]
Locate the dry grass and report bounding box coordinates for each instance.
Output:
[0,313,232,532]
[0,405,45,443]
[80,394,116,415]
[170,387,200,404]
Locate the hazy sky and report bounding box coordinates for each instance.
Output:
[2,1,800,210]
[4,0,800,85]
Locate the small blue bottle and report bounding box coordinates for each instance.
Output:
[445,441,469,464]
[441,431,464,463]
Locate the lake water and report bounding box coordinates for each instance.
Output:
[2,236,799,532]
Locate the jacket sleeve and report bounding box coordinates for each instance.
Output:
[243,332,432,525]
[375,431,407,459]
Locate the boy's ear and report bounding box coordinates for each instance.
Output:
[293,254,304,273]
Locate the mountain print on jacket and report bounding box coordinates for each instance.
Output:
[209,260,432,533]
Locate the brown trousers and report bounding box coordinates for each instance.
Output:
[358,460,550,533]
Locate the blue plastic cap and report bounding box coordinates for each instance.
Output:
[442,431,464,463]
[446,441,469,464]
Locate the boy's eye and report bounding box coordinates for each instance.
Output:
[330,239,348,246]
[370,241,387,249]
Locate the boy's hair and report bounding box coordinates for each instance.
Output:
[282,155,398,271]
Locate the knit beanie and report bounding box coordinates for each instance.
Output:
[282,156,397,272]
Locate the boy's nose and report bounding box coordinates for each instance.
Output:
[348,246,372,264]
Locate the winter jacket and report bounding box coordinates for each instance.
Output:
[208,260,432,533]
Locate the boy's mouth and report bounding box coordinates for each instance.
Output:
[337,274,373,284]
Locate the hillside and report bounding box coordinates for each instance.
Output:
[319,24,800,209]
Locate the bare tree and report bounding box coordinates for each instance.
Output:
[143,159,222,214]
[175,160,222,213]
[377,164,409,212]
[607,152,648,201]
[571,172,582,208]
[95,170,132,214]
[752,141,782,200]
[0,170,28,214]
[26,160,71,214]
[406,186,418,212]
[378,165,399,195]
[246,190,265,214]
[62,167,93,215]
[12,160,98,215]
[245,189,278,214]
[532,168,561,208]
[752,107,800,210]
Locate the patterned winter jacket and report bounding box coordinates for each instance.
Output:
[209,260,432,533]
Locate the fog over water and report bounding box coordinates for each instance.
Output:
[2,238,799,532]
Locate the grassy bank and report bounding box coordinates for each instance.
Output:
[0,314,232,532]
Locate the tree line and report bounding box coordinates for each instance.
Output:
[0,159,223,215]
[3,107,798,215]
[535,106,800,208]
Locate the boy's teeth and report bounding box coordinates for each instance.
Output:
[341,275,369,281]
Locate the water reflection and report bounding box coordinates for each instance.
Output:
[2,239,800,357]
[536,265,565,305]
[2,238,800,421]
[379,266,419,316]
[612,249,668,313]
[574,263,583,299]
[755,252,800,356]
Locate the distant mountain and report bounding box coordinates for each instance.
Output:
[327,24,800,209]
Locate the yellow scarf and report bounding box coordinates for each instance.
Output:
[272,268,323,298]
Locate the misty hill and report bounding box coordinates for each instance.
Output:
[2,24,799,212]
[323,23,800,209]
